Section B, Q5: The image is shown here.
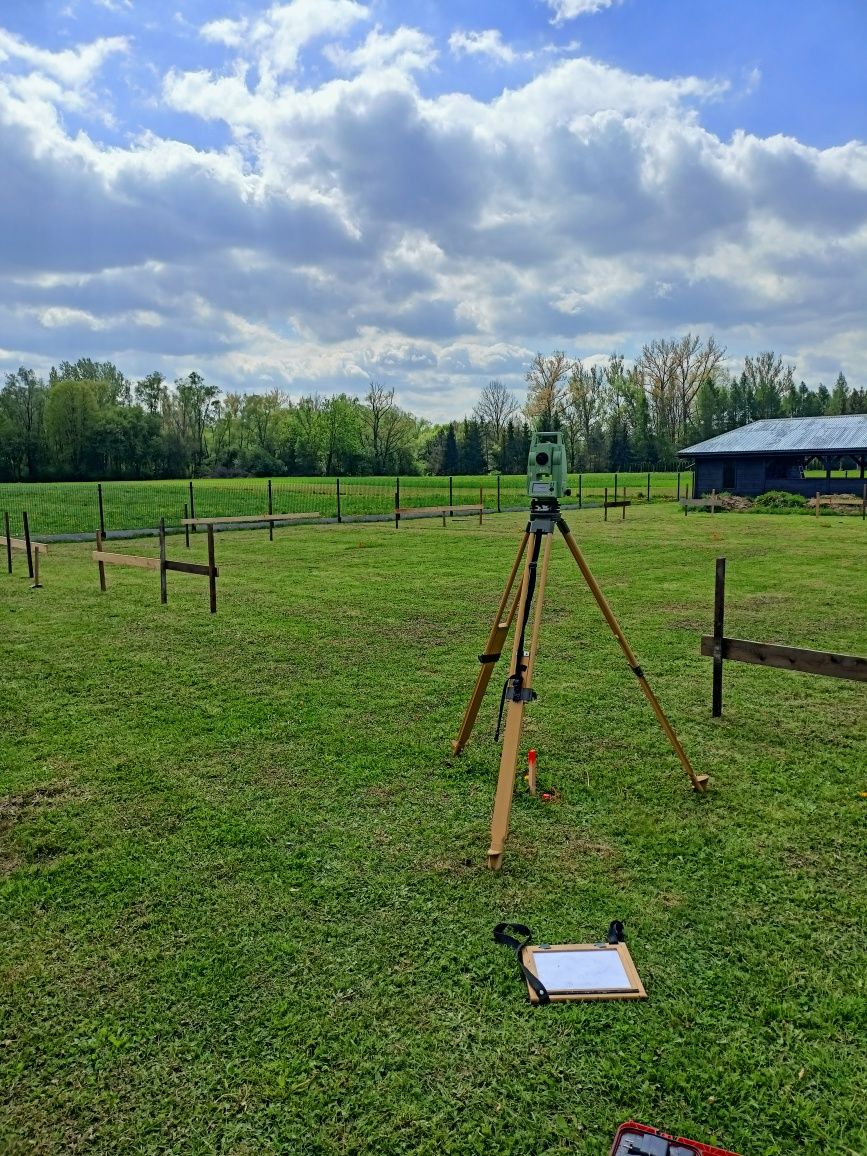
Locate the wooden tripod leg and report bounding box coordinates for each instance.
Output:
[557,520,709,793]
[452,532,530,754]
[487,532,553,870]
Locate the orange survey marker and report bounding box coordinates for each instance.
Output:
[526,749,537,795]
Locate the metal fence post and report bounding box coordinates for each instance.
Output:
[189,480,196,533]
[578,474,582,509]
[677,471,681,501]
[268,479,273,542]
[97,483,106,537]
[496,474,501,513]
[646,472,651,503]
[336,478,342,523]
[449,476,453,515]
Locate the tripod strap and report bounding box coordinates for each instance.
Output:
[493,923,550,1005]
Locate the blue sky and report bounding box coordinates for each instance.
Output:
[1,0,865,418]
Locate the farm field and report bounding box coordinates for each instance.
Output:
[2,505,865,1154]
[0,471,682,537]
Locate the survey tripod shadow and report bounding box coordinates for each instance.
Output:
[453,499,709,871]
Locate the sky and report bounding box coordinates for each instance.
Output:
[1,0,866,421]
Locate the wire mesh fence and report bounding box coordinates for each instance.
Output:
[0,470,689,538]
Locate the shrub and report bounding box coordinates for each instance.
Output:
[753,490,808,512]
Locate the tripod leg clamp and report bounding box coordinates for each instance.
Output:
[507,685,537,704]
[478,653,500,664]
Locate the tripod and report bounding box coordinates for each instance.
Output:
[453,500,708,870]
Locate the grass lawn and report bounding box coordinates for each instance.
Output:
[1,505,865,1154]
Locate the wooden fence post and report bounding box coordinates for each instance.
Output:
[4,512,11,574]
[159,518,168,604]
[207,524,217,614]
[189,480,196,533]
[22,511,34,579]
[32,545,42,589]
[96,530,107,592]
[98,482,106,538]
[712,557,726,718]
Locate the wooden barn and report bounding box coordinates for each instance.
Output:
[679,415,867,498]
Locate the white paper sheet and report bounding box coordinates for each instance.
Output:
[532,948,633,993]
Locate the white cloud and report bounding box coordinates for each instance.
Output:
[545,0,619,24]
[448,30,518,64]
[1,16,866,417]
[325,26,437,74]
[0,28,128,88]
[200,0,371,78]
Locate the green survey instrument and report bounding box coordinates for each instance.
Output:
[527,430,571,500]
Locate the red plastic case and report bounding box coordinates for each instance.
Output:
[610,1120,741,1156]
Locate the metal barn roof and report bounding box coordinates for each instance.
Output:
[679,415,867,457]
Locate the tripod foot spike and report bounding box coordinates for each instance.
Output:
[487,852,503,871]
[693,774,710,793]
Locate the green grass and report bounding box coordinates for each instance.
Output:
[2,506,865,1154]
[0,472,682,537]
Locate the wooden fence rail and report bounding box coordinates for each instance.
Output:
[395,488,484,529]
[181,511,320,547]
[701,557,867,716]
[94,520,218,613]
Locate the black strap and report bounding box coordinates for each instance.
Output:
[493,922,550,1005]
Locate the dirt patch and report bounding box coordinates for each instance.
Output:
[0,782,71,876]
[719,494,753,512]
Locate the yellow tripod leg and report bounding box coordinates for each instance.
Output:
[557,520,709,793]
[452,532,529,755]
[487,533,553,869]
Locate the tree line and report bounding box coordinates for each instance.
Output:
[1,341,863,482]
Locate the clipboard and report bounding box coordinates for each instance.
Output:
[522,942,646,1003]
